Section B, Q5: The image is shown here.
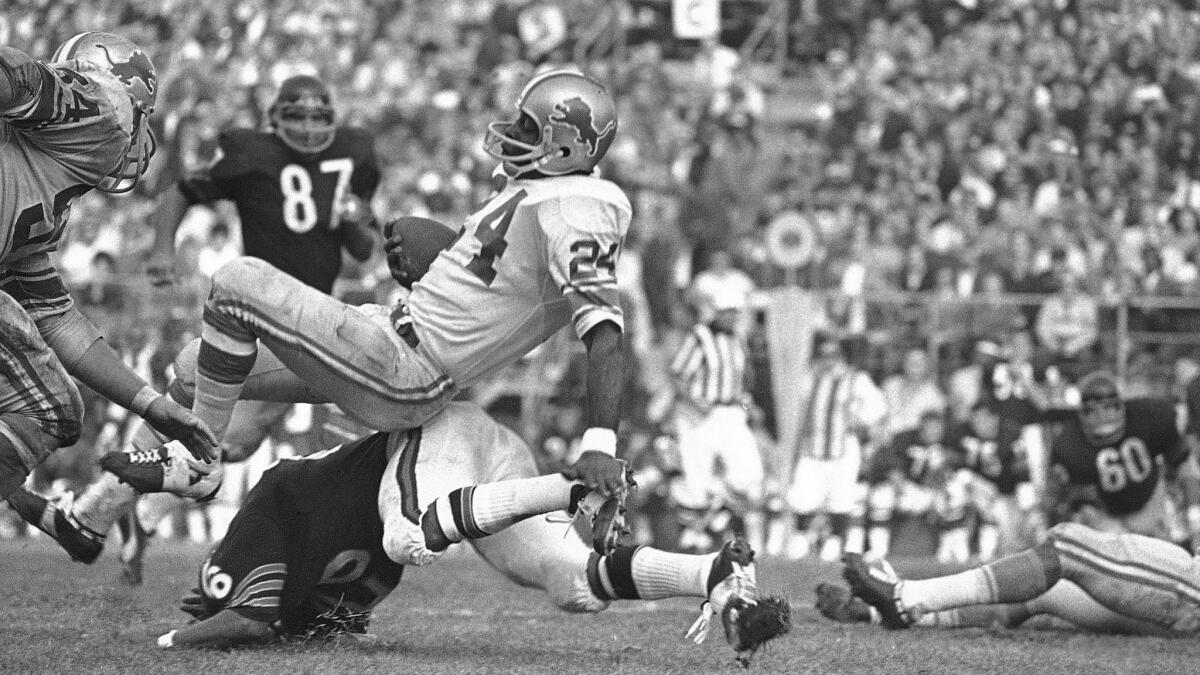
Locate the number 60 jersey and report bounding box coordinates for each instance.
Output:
[1051,398,1188,516]
[179,127,379,294]
[407,173,631,386]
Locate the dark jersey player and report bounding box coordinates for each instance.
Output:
[147,74,379,291]
[1048,371,1200,541]
[161,432,404,645]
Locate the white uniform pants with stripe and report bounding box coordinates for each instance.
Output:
[208,257,455,432]
[0,292,83,497]
[1047,522,1200,633]
[786,442,863,515]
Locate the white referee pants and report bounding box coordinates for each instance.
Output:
[671,405,764,510]
[786,441,863,516]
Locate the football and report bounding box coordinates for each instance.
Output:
[384,216,458,284]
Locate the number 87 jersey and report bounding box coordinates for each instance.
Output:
[178,126,379,295]
[407,173,631,386]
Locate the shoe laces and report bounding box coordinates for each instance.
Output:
[129,448,165,465]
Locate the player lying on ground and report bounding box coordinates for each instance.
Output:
[153,401,790,667]
[818,523,1200,635]
[0,33,216,504]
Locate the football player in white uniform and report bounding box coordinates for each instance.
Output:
[107,68,631,502]
[0,33,214,509]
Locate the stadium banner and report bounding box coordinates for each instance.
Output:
[762,287,820,477]
[672,0,720,39]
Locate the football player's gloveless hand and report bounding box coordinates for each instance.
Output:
[562,451,627,496]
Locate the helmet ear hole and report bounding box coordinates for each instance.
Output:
[560,147,571,157]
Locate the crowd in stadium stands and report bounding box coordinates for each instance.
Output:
[5,0,1200,557]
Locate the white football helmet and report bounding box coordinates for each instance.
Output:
[51,31,157,193]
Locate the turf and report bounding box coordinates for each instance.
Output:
[2,538,1199,674]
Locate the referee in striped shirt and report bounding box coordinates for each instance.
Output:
[668,289,764,549]
[785,333,886,560]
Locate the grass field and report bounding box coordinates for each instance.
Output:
[2,538,1199,674]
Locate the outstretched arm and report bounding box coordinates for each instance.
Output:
[158,609,275,648]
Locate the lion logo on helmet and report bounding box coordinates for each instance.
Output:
[549,96,615,157]
[95,42,156,98]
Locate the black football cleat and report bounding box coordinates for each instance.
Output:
[6,488,104,563]
[840,552,914,629]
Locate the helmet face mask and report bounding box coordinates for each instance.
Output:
[484,70,617,178]
[269,76,337,155]
[51,32,157,193]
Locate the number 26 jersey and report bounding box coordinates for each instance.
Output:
[407,173,632,385]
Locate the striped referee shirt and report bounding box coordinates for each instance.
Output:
[670,323,745,408]
[802,363,886,461]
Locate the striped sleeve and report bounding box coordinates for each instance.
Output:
[540,195,625,339]
[0,252,74,323]
[670,328,703,378]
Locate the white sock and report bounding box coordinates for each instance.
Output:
[433,474,578,539]
[901,568,992,615]
[629,547,714,600]
[71,471,137,537]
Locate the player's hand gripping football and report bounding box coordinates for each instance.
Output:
[142,395,219,461]
[383,219,417,288]
[561,451,629,497]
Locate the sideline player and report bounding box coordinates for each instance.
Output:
[0,33,215,505]
[154,401,789,667]
[127,69,633,516]
[7,74,382,567]
[829,523,1200,636]
[1046,370,1200,543]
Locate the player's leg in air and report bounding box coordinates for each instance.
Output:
[10,341,321,568]
[190,256,455,446]
[834,522,1200,635]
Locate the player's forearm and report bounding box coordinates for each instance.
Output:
[67,337,157,413]
[150,187,190,255]
[582,321,625,432]
[160,609,274,648]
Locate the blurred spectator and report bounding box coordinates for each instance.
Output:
[881,347,947,441]
[1035,270,1099,374]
